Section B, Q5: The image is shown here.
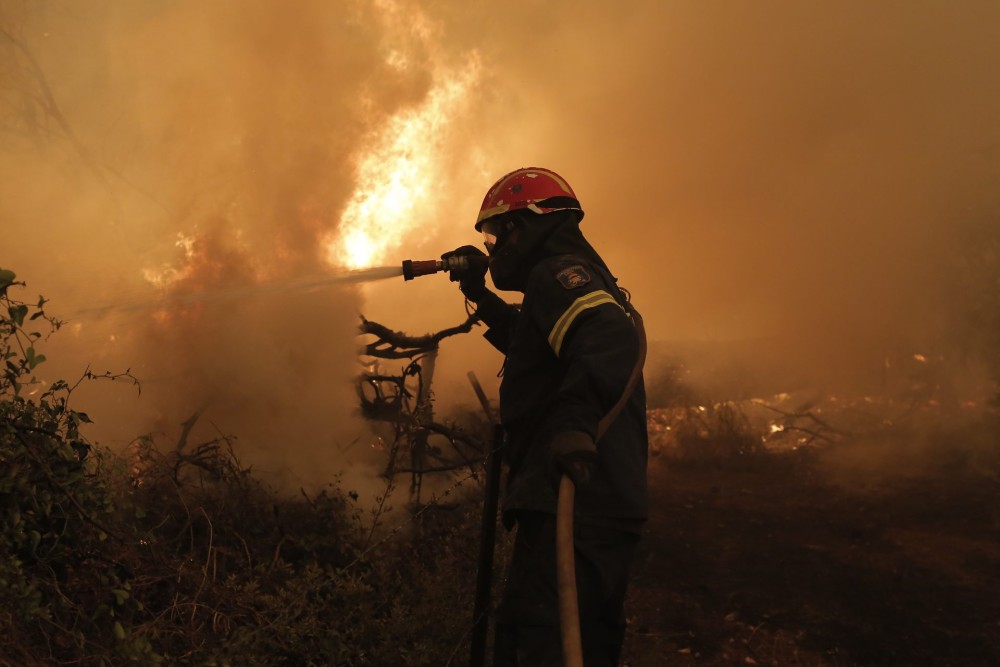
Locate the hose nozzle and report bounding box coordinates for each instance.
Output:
[402,255,489,281]
[401,259,440,280]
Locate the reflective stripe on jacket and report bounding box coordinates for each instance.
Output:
[478,254,648,529]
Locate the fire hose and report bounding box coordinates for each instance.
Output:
[467,373,502,667]
[404,257,646,667]
[557,304,646,667]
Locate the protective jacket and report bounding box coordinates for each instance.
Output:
[474,248,648,532]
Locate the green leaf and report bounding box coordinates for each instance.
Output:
[113,621,125,640]
[26,348,46,369]
[8,304,28,326]
[0,269,14,291]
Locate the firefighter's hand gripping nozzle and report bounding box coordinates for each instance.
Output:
[404,247,490,302]
[401,253,490,281]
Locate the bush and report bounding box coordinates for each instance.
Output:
[0,270,491,666]
[1,269,155,664]
[673,402,764,462]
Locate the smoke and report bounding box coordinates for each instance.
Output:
[3,1,999,490]
[368,0,1000,403]
[0,0,451,491]
[458,0,1000,397]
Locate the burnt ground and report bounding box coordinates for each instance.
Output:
[621,447,1000,666]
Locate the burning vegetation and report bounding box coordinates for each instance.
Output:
[4,268,1000,665]
[4,1,1000,665]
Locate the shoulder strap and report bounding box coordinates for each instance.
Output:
[596,300,647,441]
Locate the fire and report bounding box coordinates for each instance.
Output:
[324,1,482,270]
[143,233,197,288]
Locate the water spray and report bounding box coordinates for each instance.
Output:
[67,253,487,323]
[401,255,489,281]
[69,265,404,320]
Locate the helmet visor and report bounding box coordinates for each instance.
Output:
[480,219,501,255]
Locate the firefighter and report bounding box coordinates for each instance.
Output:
[444,167,648,666]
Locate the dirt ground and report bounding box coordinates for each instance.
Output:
[621,443,1000,666]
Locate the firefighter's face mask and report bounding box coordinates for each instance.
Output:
[483,209,581,291]
[481,216,524,290]
[484,213,555,292]
[480,218,514,256]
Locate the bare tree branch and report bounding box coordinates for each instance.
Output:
[0,24,125,234]
[359,314,479,359]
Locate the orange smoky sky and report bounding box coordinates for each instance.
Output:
[3,1,999,486]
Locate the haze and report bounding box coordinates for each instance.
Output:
[3,1,998,488]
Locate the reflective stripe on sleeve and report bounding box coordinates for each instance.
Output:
[547,290,623,356]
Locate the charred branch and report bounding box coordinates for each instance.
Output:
[359,314,479,359]
[755,400,852,445]
[357,314,486,501]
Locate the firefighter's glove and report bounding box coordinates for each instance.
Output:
[551,431,598,489]
[441,245,489,301]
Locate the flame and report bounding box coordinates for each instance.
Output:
[143,233,198,288]
[325,1,482,269]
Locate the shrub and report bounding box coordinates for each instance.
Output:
[1,269,156,663]
[0,269,491,665]
[674,402,763,462]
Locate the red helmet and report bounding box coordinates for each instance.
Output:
[475,167,583,231]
